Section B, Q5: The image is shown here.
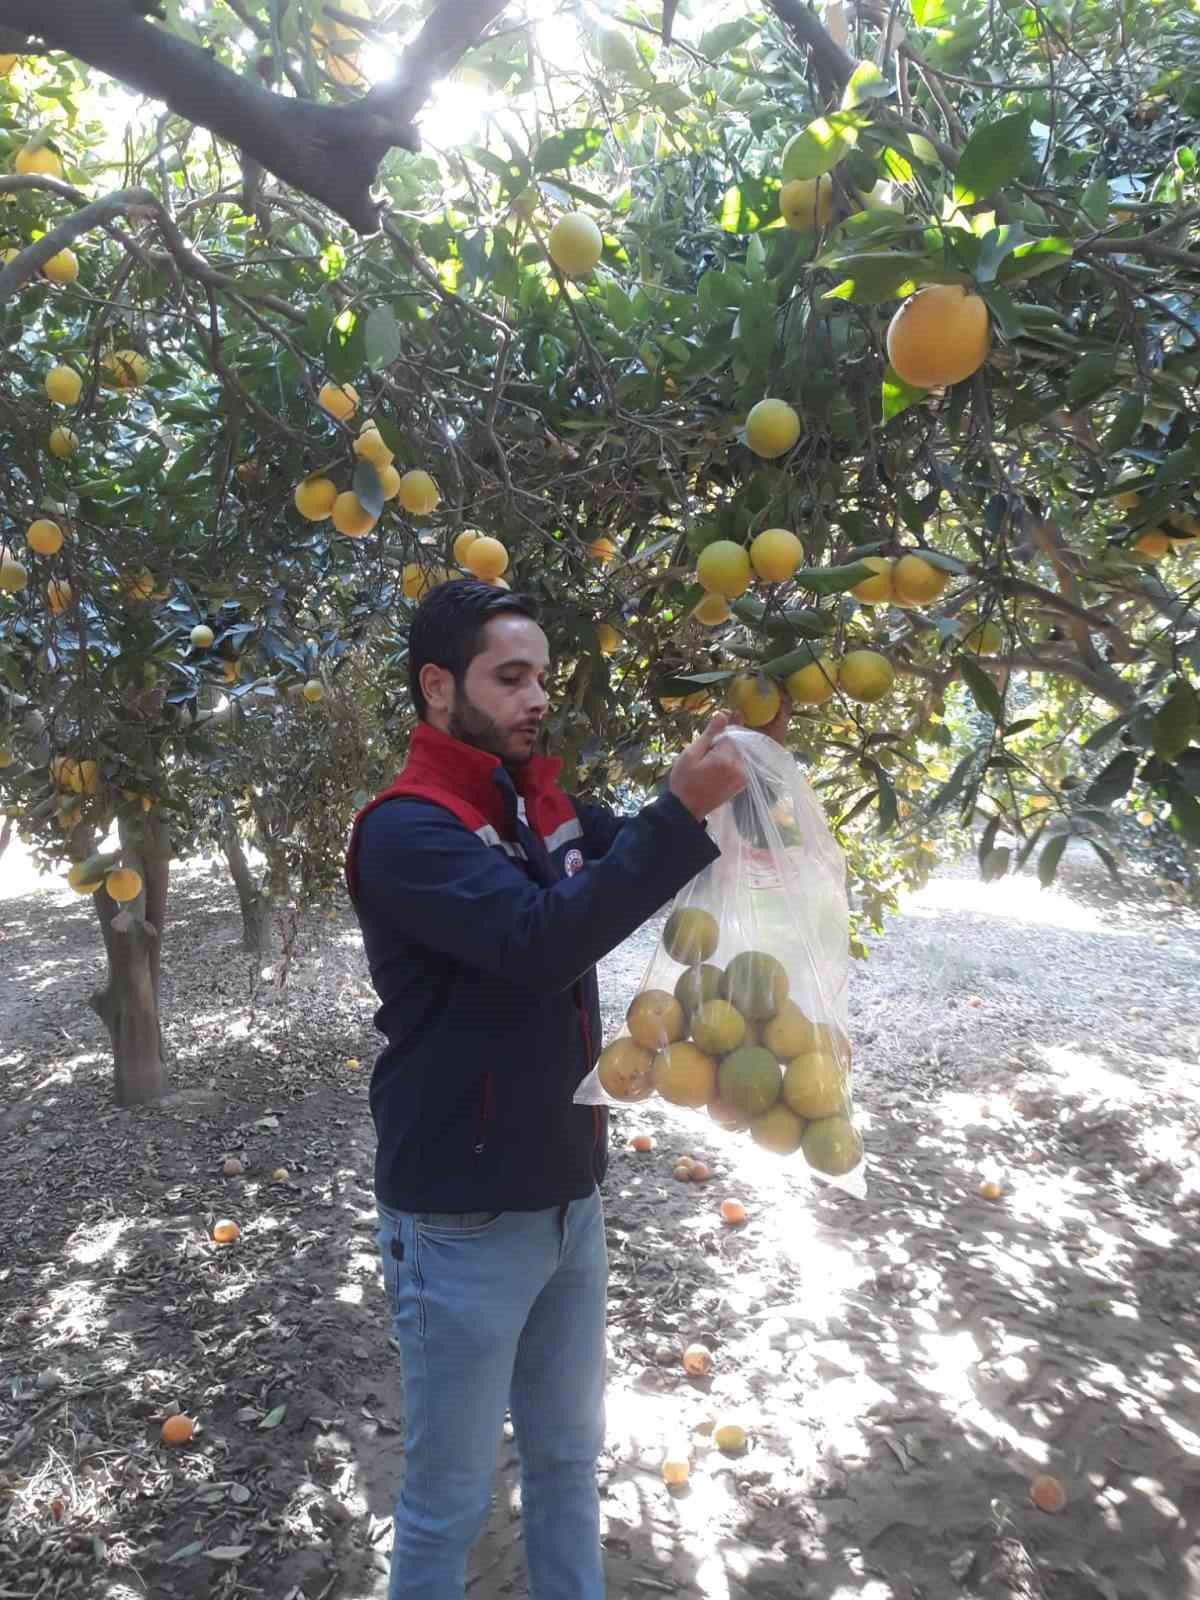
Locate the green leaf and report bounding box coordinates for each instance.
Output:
[1152,680,1199,761]
[1103,394,1144,453]
[985,844,1013,881]
[960,656,1004,721]
[912,0,949,22]
[980,287,1025,339]
[734,293,776,366]
[882,365,927,421]
[822,252,932,304]
[1082,714,1128,752]
[928,750,978,817]
[1037,831,1069,888]
[649,83,690,114]
[841,61,892,110]
[718,179,779,233]
[1168,785,1200,845]
[540,177,609,210]
[697,269,743,319]
[533,128,603,173]
[364,305,403,370]
[953,113,1033,204]
[324,311,365,384]
[974,225,1026,283]
[977,812,1002,870]
[605,280,636,330]
[995,236,1072,283]
[353,461,384,518]
[759,643,824,677]
[259,1404,287,1430]
[1082,836,1121,882]
[915,549,970,574]
[1066,352,1117,406]
[167,1542,205,1564]
[876,767,899,834]
[699,18,760,57]
[792,561,877,594]
[1084,748,1139,806]
[782,113,863,181]
[464,146,530,198]
[1152,438,1200,488]
[1081,175,1109,227]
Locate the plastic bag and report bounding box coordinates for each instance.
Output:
[575,727,865,1195]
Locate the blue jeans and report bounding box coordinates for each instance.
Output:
[375,1189,608,1600]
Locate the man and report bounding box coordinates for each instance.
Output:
[345,578,762,1600]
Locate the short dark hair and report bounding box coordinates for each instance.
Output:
[407,578,539,719]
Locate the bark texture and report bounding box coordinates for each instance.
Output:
[220,807,277,957]
[87,811,170,1107]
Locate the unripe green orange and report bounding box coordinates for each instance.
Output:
[744,398,800,459]
[547,213,603,276]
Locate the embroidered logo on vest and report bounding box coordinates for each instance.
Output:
[564,847,584,877]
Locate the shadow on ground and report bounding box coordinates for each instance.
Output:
[0,855,1197,1600]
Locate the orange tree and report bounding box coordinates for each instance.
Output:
[0,0,1198,1102]
[184,650,393,957]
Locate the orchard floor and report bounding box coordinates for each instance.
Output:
[1,845,1198,1600]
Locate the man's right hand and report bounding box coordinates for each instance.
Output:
[669,712,748,821]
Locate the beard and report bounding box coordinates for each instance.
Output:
[448,689,532,767]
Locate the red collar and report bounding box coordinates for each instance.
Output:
[345,722,568,900]
[396,722,564,828]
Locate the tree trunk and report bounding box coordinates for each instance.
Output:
[251,796,293,908]
[267,849,290,907]
[87,810,170,1107]
[219,807,278,957]
[0,814,12,861]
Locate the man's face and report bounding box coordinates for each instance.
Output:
[433,615,550,766]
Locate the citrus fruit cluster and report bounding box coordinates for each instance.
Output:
[596,905,863,1179]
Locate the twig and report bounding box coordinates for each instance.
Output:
[0,186,156,304]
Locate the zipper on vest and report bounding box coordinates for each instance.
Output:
[574,983,602,1184]
[474,1071,494,1155]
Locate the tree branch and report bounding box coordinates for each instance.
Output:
[1003,648,1137,709]
[5,0,507,235]
[1138,571,1200,633]
[766,0,857,95]
[0,175,304,321]
[0,186,156,302]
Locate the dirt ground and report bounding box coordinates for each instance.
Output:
[1,843,1198,1600]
